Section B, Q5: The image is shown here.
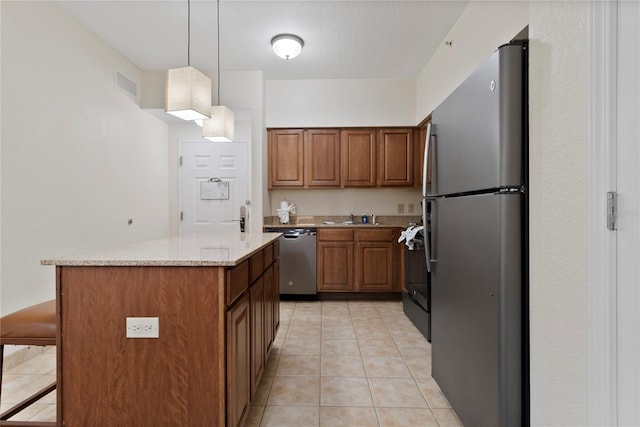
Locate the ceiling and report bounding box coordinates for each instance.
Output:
[54,0,469,81]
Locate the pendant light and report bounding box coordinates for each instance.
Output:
[165,0,212,121]
[203,0,234,142]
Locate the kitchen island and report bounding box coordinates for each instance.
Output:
[42,231,281,427]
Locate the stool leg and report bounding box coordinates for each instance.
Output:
[0,344,4,404]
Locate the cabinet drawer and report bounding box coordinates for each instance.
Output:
[273,239,280,259]
[264,244,274,267]
[356,228,395,242]
[318,228,353,242]
[226,260,249,306]
[250,250,265,284]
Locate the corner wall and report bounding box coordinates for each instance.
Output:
[0,1,169,315]
[415,1,528,122]
[528,1,589,424]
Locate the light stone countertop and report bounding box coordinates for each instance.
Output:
[41,231,282,267]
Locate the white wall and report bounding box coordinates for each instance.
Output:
[528,1,589,424]
[416,1,529,122]
[266,78,416,128]
[265,78,419,215]
[0,1,169,316]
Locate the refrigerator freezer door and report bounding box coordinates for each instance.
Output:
[431,192,522,427]
[430,44,524,196]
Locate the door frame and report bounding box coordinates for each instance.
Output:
[588,1,618,425]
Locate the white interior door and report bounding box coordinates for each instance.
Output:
[616,1,640,423]
[180,141,249,235]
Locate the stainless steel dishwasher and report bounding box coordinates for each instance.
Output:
[264,228,317,296]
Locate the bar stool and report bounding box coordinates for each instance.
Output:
[1,300,56,426]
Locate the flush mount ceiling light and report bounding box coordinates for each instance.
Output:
[202,0,234,142]
[271,34,304,60]
[165,0,211,121]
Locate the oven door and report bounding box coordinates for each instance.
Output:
[405,236,430,312]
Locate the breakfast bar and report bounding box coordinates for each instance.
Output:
[42,231,281,427]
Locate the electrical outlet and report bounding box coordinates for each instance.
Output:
[408,203,415,213]
[397,203,405,214]
[126,317,159,338]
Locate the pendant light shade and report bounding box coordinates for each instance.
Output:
[271,34,304,60]
[202,0,234,142]
[203,106,234,142]
[165,66,212,121]
[165,0,212,121]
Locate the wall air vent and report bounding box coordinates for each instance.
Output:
[115,71,138,100]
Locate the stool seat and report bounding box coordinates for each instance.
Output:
[1,301,56,346]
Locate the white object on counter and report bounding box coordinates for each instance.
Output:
[277,201,296,224]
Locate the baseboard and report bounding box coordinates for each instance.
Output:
[316,292,402,301]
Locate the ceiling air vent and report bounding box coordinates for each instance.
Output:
[115,71,138,99]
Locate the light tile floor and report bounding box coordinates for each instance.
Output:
[246,300,463,427]
[0,300,463,426]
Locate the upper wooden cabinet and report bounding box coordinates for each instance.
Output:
[340,129,377,187]
[304,129,341,187]
[378,128,414,186]
[268,127,418,189]
[268,129,304,188]
[268,128,340,189]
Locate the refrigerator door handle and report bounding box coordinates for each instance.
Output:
[422,122,435,197]
[423,199,432,273]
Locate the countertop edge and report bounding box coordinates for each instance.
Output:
[41,232,282,267]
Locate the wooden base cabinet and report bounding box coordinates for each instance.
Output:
[355,228,398,291]
[318,227,401,293]
[227,292,251,427]
[317,229,354,291]
[249,276,265,398]
[55,240,280,427]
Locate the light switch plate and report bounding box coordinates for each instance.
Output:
[126,317,159,338]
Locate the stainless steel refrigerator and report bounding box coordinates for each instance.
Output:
[422,41,528,427]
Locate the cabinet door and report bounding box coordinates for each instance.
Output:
[273,259,280,334]
[355,242,395,291]
[317,241,354,291]
[305,129,341,187]
[268,129,304,188]
[378,128,413,186]
[264,265,274,353]
[249,277,265,398]
[227,292,250,427]
[341,129,377,187]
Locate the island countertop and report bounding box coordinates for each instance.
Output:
[41,231,282,267]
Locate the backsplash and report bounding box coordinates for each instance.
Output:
[263,215,421,227]
[268,187,422,216]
